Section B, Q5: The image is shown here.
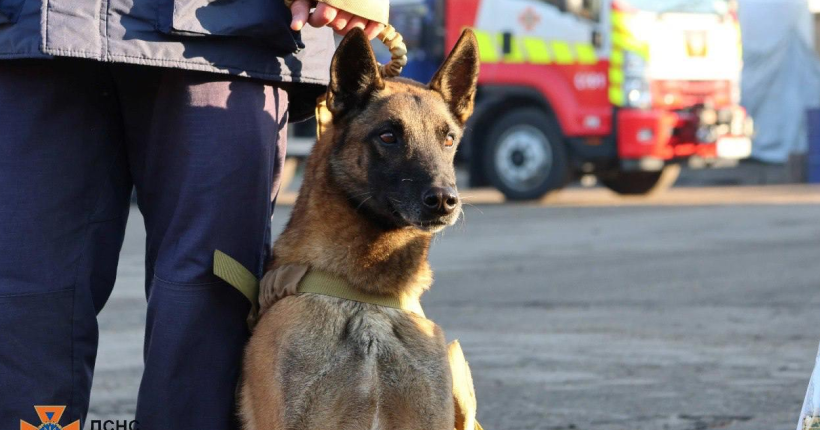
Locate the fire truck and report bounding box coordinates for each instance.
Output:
[381,0,754,199]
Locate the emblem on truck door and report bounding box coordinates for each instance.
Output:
[518,7,541,32]
[685,30,709,57]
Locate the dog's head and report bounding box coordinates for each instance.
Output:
[325,28,479,233]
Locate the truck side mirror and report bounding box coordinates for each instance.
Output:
[592,30,602,48]
[502,32,513,55]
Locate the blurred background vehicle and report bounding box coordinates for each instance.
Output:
[407,0,754,200]
[288,0,756,200]
[287,0,820,200]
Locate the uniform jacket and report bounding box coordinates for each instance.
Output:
[0,0,361,119]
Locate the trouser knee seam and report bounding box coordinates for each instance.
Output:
[151,274,225,289]
[0,287,73,299]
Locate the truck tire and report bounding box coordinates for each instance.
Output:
[482,108,568,201]
[599,164,681,195]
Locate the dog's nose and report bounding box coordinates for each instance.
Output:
[422,187,459,215]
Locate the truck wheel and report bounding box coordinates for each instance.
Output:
[482,108,568,201]
[599,164,681,195]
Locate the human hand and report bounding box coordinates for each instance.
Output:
[289,0,386,40]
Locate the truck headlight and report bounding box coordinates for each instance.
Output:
[624,77,652,109]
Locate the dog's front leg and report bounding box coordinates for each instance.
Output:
[448,341,477,430]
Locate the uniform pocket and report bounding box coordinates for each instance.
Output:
[0,0,25,24]
[156,0,303,54]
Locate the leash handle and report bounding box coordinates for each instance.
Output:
[377,24,407,78]
[316,25,407,139]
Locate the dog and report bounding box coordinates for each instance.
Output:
[240,27,481,430]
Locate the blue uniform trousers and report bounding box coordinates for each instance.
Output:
[0,59,288,429]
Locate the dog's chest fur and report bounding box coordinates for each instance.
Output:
[242,294,454,430]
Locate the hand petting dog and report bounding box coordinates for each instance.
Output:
[288,0,387,40]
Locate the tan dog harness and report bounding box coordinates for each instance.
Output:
[213,250,423,328]
[261,266,426,317]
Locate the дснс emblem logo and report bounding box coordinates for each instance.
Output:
[20,406,80,430]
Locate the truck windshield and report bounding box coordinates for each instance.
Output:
[621,0,729,15]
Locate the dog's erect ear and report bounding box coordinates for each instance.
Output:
[429,29,480,124]
[328,28,384,116]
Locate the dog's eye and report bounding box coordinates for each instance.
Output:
[379,132,398,145]
[444,134,455,147]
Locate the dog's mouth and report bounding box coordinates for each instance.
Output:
[410,219,449,232]
[398,207,458,233]
[382,197,459,233]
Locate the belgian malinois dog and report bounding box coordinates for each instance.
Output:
[240,27,481,430]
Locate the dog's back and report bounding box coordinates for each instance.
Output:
[240,28,480,430]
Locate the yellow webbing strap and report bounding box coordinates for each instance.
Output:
[213,250,426,321]
[297,270,425,317]
[213,250,259,329]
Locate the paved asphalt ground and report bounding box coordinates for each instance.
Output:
[90,186,820,430]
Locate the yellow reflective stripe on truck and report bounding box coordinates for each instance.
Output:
[472,29,598,66]
[611,32,648,59]
[608,68,624,85]
[550,41,574,64]
[501,34,526,63]
[609,11,626,105]
[608,10,651,106]
[575,44,598,65]
[609,87,624,106]
[611,10,629,33]
[474,30,500,63]
[522,37,551,64]
[609,45,625,106]
[610,49,624,66]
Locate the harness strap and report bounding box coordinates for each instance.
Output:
[213,250,259,329]
[297,270,425,317]
[213,250,426,325]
